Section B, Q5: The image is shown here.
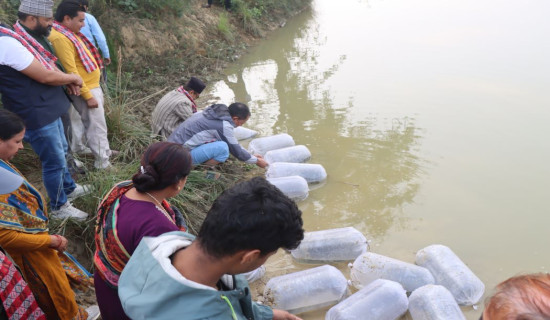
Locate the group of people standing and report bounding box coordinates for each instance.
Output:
[0,0,113,221]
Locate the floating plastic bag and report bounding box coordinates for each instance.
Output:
[248,134,295,156]
[326,279,408,320]
[240,265,265,283]
[233,126,258,140]
[267,176,309,201]
[350,252,435,292]
[264,145,311,164]
[415,244,484,305]
[409,285,466,320]
[291,227,367,263]
[266,162,327,183]
[264,265,348,314]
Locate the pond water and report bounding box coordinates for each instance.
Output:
[204,0,550,318]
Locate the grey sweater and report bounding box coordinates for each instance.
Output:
[151,89,194,139]
[168,104,257,164]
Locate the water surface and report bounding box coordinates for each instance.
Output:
[206,0,550,318]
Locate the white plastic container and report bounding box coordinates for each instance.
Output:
[241,265,265,284]
[264,145,311,164]
[266,162,327,183]
[409,285,466,320]
[263,265,348,314]
[415,244,485,305]
[291,227,368,263]
[326,279,408,320]
[233,126,258,140]
[350,252,435,292]
[267,176,309,201]
[248,134,295,156]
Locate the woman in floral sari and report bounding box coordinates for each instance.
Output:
[0,109,98,320]
[94,141,192,319]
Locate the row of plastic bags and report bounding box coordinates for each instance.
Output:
[263,227,484,319]
[235,129,327,201]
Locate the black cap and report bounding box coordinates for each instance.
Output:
[186,77,206,94]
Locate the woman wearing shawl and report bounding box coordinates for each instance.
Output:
[0,109,97,320]
[0,166,45,320]
[94,141,192,319]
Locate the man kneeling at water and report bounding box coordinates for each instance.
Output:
[118,177,304,320]
[168,102,268,168]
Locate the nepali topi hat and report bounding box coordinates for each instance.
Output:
[19,0,54,18]
[186,77,206,94]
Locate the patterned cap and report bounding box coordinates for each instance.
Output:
[18,0,54,18]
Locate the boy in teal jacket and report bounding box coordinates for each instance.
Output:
[119,177,305,320]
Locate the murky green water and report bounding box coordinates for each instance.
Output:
[205,0,550,318]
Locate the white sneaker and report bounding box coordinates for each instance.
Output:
[73,158,85,169]
[85,305,100,320]
[51,202,88,221]
[67,184,92,200]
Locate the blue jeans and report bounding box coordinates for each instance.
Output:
[24,118,76,210]
[190,141,229,165]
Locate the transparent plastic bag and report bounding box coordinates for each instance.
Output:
[267,176,309,201]
[291,227,368,263]
[264,265,348,314]
[240,265,265,283]
[326,279,408,320]
[264,145,311,164]
[409,285,466,320]
[350,252,434,292]
[415,244,484,305]
[266,162,327,183]
[248,133,295,156]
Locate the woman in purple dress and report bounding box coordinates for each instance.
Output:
[93,142,192,319]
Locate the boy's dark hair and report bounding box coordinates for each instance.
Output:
[228,102,250,120]
[0,109,25,141]
[197,177,304,258]
[54,0,86,22]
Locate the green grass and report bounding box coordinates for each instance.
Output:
[217,12,234,41]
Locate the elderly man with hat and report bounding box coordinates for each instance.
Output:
[0,0,91,220]
[151,76,207,139]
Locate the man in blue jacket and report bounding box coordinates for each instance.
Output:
[119,177,304,319]
[168,102,268,168]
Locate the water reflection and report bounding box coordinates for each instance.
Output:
[206,0,550,318]
[207,5,424,240]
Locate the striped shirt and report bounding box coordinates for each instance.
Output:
[151,89,195,139]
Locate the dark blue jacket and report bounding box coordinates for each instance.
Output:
[0,33,70,130]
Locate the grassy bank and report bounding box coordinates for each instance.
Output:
[2,0,311,268]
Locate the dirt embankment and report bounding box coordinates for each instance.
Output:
[97,1,307,119]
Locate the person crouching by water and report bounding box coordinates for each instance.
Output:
[118,177,304,320]
[0,109,99,319]
[94,141,192,320]
[168,102,268,169]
